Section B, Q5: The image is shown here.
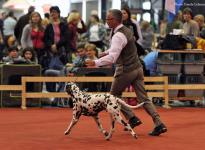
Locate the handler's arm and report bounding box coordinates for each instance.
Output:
[94,32,127,67]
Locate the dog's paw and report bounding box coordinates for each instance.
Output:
[133,134,138,139]
[105,136,110,141]
[103,131,109,137]
[64,131,69,135]
[105,134,112,141]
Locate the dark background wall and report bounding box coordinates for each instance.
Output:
[181,0,205,17]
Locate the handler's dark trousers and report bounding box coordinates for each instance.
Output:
[110,67,162,126]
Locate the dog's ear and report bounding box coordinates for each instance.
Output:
[65,82,72,91]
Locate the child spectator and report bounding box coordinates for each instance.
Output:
[72,43,87,67]
[2,46,22,64]
[66,43,87,76]
[85,43,97,60]
[22,47,37,64]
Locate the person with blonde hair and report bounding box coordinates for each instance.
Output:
[67,10,86,53]
[85,43,97,60]
[141,21,154,51]
[194,14,205,38]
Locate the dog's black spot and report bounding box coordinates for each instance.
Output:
[76,111,81,119]
[121,120,127,126]
[113,106,118,109]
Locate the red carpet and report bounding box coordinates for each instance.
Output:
[0,107,204,150]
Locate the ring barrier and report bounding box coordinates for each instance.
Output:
[20,76,169,109]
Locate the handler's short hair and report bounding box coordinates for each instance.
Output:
[108,9,122,23]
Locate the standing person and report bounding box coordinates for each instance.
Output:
[44,6,70,92]
[42,13,50,28]
[67,10,86,62]
[85,9,167,136]
[86,14,106,51]
[67,10,86,52]
[121,7,145,56]
[140,21,154,52]
[194,14,205,38]
[14,6,35,45]
[182,7,199,37]
[3,11,17,47]
[44,6,70,70]
[0,11,6,59]
[21,12,45,63]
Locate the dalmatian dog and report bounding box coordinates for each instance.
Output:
[64,82,144,140]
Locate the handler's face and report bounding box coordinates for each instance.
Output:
[106,12,115,28]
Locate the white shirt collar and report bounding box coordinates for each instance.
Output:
[113,24,123,33]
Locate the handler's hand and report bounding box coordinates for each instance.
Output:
[85,59,95,66]
[51,44,57,53]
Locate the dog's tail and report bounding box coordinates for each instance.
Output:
[117,98,144,109]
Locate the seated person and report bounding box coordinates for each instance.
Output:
[143,51,158,76]
[72,44,87,67]
[84,43,108,91]
[2,46,23,64]
[67,43,98,75]
[85,43,98,60]
[22,47,37,64]
[66,43,87,75]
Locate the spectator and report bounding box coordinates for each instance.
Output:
[14,6,35,45]
[67,10,86,52]
[194,14,205,39]
[44,6,70,70]
[72,43,87,67]
[2,46,22,64]
[65,43,87,76]
[159,19,167,38]
[167,11,183,34]
[44,6,70,93]
[42,13,50,28]
[141,21,154,51]
[85,43,98,60]
[121,6,145,56]
[22,47,37,64]
[7,35,17,48]
[143,51,158,76]
[85,14,106,51]
[67,10,86,62]
[3,11,17,47]
[0,11,6,36]
[182,7,199,36]
[21,11,45,63]
[0,28,4,59]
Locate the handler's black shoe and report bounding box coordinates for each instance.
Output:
[124,116,142,131]
[149,123,167,136]
[129,116,142,128]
